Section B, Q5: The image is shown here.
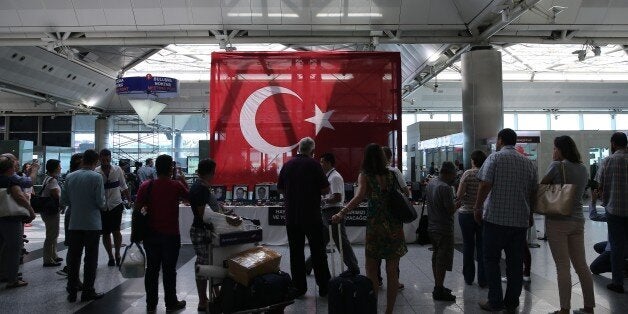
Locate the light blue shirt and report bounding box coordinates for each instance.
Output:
[61,169,106,230]
[137,166,156,184]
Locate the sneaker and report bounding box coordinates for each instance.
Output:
[81,291,104,302]
[57,266,68,277]
[607,283,624,293]
[501,276,507,283]
[43,262,62,267]
[107,259,115,267]
[478,300,504,312]
[432,286,456,302]
[523,276,531,282]
[166,300,186,312]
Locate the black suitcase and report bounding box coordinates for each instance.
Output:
[249,271,293,308]
[327,224,377,314]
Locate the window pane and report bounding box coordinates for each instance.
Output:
[417,113,448,122]
[450,114,462,122]
[616,114,628,130]
[583,114,612,130]
[504,114,515,129]
[550,114,580,130]
[518,114,548,130]
[402,113,416,132]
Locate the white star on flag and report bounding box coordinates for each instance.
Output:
[305,105,335,135]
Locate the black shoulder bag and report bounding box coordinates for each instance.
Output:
[30,177,60,215]
[131,180,153,243]
[388,171,418,223]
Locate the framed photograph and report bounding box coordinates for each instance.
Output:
[232,185,248,200]
[211,185,226,201]
[255,185,270,200]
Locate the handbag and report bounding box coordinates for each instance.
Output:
[119,242,146,278]
[30,177,59,215]
[416,195,430,245]
[131,180,153,243]
[535,162,577,216]
[0,188,30,218]
[388,171,418,223]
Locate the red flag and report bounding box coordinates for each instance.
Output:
[209,51,401,189]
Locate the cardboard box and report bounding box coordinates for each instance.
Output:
[227,246,281,286]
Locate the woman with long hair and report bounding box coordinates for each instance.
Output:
[41,159,63,267]
[540,136,595,314]
[332,143,407,314]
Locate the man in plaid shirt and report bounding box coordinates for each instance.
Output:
[473,128,538,313]
[598,132,628,294]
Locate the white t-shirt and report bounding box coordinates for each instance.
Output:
[41,176,60,197]
[96,165,128,211]
[388,166,406,190]
[323,168,344,209]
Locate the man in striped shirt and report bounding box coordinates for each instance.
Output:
[598,132,628,293]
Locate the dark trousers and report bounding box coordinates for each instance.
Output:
[607,213,628,286]
[305,208,360,273]
[287,223,331,292]
[483,221,527,309]
[459,212,485,285]
[0,219,23,282]
[523,240,531,276]
[590,241,628,274]
[66,230,100,293]
[144,231,181,308]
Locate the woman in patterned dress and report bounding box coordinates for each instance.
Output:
[332,143,407,314]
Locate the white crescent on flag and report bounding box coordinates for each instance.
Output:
[239,86,335,156]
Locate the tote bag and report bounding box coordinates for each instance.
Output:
[0,188,30,218]
[388,171,418,223]
[535,162,577,216]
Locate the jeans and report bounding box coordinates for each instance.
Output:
[0,218,23,282]
[66,230,100,293]
[483,221,527,309]
[41,213,60,264]
[607,213,628,286]
[546,219,595,309]
[144,231,181,308]
[287,222,331,293]
[459,212,485,285]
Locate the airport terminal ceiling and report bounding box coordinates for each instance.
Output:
[0,0,628,116]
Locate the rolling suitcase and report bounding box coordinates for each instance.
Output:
[327,223,377,314]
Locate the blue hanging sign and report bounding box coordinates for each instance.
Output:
[115,74,179,98]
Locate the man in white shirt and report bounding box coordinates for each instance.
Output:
[95,149,130,267]
[306,153,360,274]
[137,158,157,184]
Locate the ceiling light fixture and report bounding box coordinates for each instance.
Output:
[592,46,601,56]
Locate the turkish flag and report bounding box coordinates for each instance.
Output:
[209,51,401,189]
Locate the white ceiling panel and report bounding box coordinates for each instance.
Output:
[160,0,187,8]
[279,0,310,24]
[46,9,80,26]
[574,7,609,24]
[104,9,138,26]
[0,10,21,27]
[428,0,463,25]
[133,8,165,25]
[162,7,192,25]
[71,0,101,10]
[0,0,17,10]
[92,25,140,32]
[76,9,107,26]
[14,0,45,10]
[251,0,282,25]
[311,0,341,24]
[372,0,401,25]
[450,0,492,24]
[399,0,431,25]
[43,0,74,10]
[189,2,222,24]
[220,0,253,25]
[604,7,628,23]
[131,0,160,8]
[102,0,133,10]
[340,0,371,25]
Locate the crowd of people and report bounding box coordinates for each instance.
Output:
[0,130,626,314]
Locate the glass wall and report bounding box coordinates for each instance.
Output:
[550,114,580,130]
[583,114,612,130]
[518,114,548,130]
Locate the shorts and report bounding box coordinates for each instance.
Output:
[429,231,454,271]
[101,204,124,234]
[190,225,211,265]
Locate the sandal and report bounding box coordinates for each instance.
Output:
[5,280,28,289]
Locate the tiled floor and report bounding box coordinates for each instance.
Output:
[2,211,627,313]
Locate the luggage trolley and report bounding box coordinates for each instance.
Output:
[196,217,293,313]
